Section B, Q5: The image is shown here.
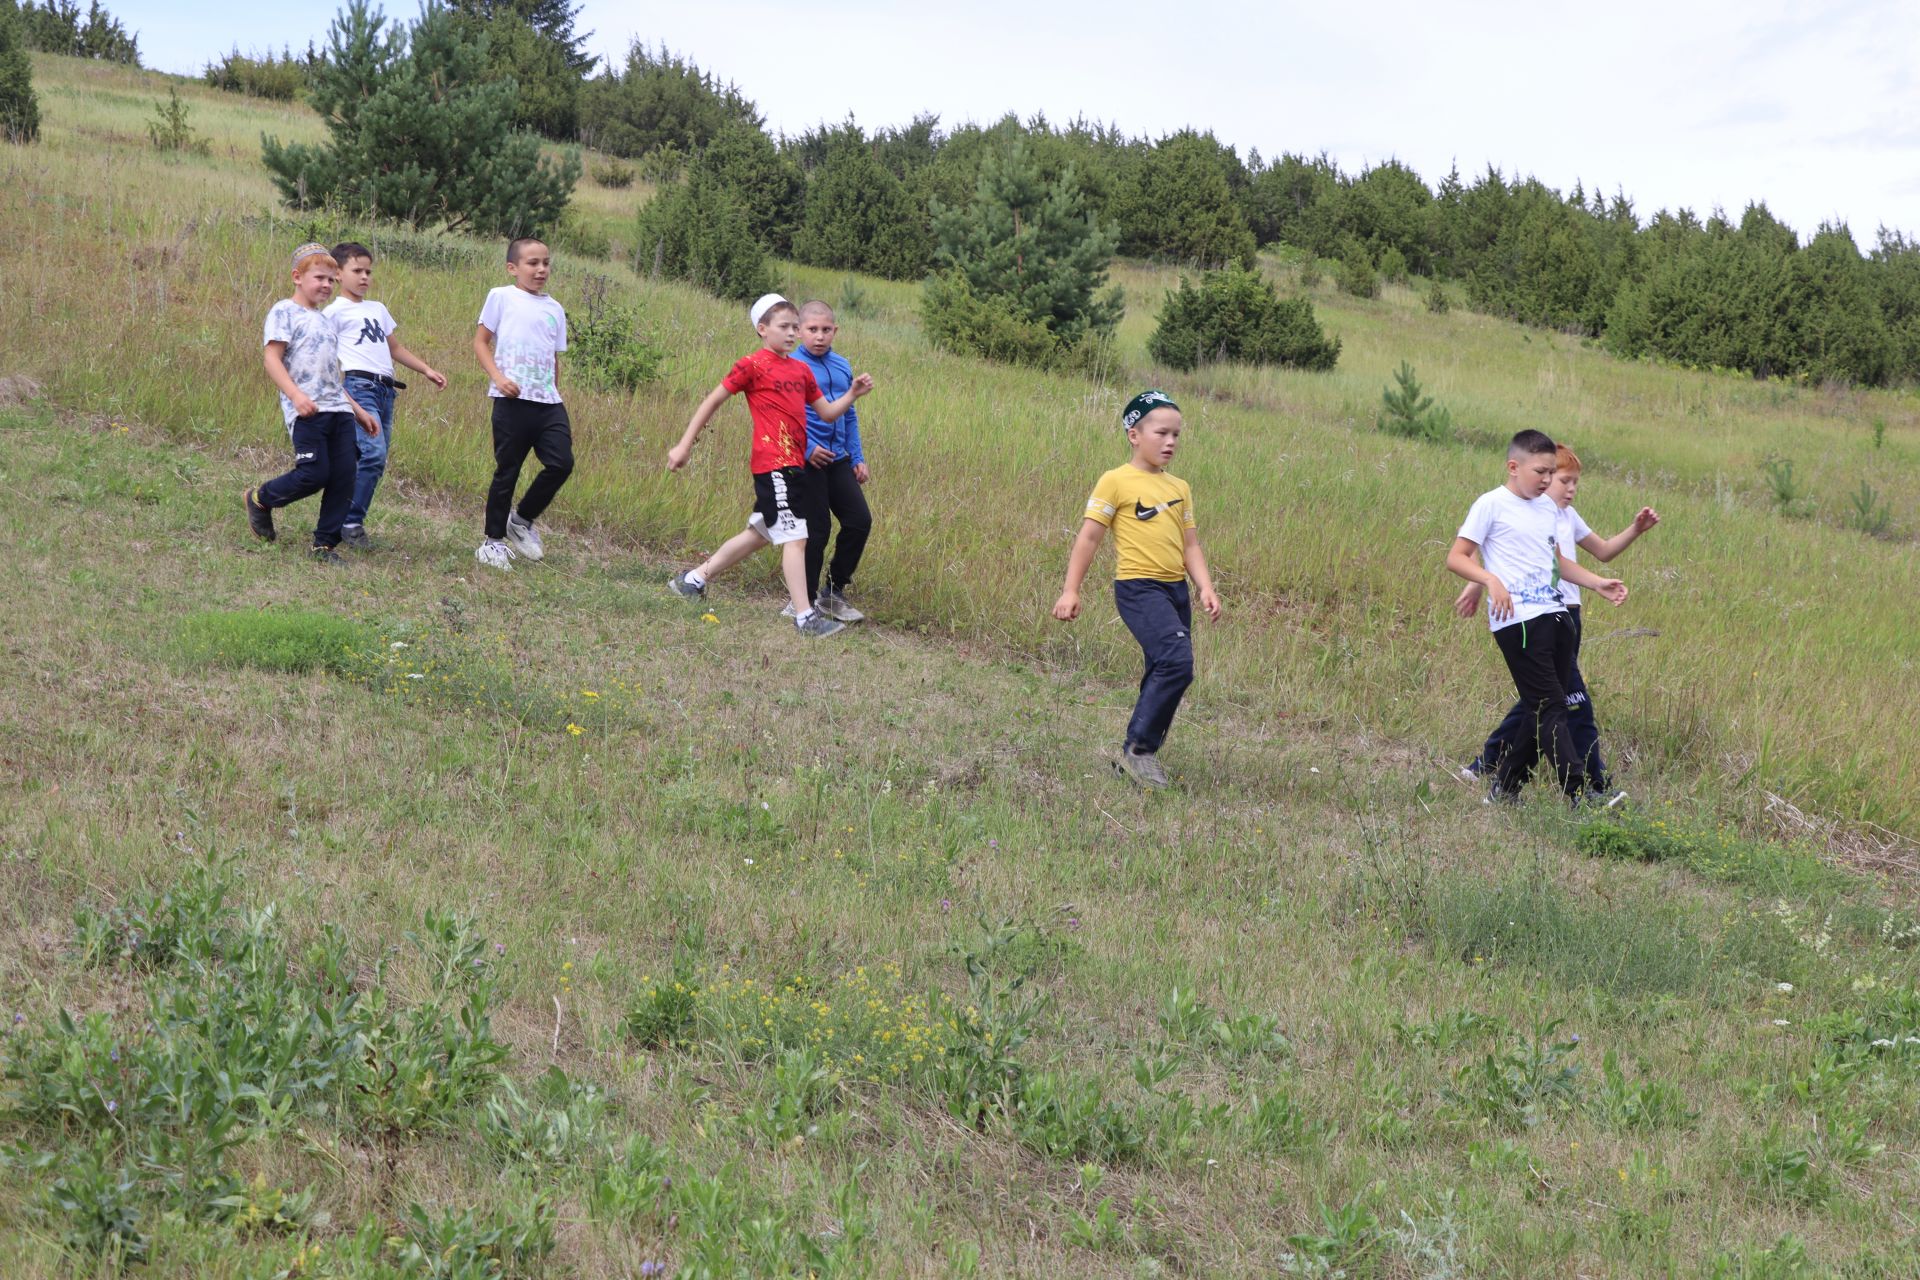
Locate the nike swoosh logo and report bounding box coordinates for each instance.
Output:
[1135,498,1183,520]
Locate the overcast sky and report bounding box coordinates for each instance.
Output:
[117,0,1920,241]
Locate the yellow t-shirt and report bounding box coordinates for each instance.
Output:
[1083,464,1195,582]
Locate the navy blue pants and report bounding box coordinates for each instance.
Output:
[1477,607,1609,790]
[257,411,358,548]
[802,457,872,599]
[1114,578,1194,754]
[1490,610,1585,799]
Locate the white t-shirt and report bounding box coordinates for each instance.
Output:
[477,286,567,404]
[1555,505,1595,607]
[1457,485,1566,632]
[324,296,398,378]
[262,300,351,429]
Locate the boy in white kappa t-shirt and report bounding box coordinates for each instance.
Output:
[1445,430,1628,803]
[324,241,446,549]
[472,236,572,572]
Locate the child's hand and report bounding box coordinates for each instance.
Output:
[424,367,448,390]
[1199,587,1221,621]
[850,373,874,397]
[355,405,380,436]
[1452,582,1484,618]
[665,442,691,472]
[1632,506,1660,534]
[1485,579,1515,622]
[853,463,869,484]
[1051,591,1080,621]
[291,391,318,418]
[1594,578,1629,605]
[807,445,835,468]
[494,375,520,398]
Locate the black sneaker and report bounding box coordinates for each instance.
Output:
[244,488,275,541]
[310,545,345,566]
[340,524,371,550]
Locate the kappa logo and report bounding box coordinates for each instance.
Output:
[1134,498,1184,521]
[354,318,387,346]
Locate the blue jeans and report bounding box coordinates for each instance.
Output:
[343,376,396,527]
[1113,578,1194,754]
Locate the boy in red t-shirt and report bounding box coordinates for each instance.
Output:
[666,294,874,636]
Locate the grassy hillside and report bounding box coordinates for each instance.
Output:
[1,55,1919,1278]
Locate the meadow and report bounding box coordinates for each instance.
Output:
[1,53,1919,1278]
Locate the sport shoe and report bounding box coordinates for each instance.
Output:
[244,488,275,541]
[340,524,371,550]
[1459,760,1483,783]
[1601,789,1628,809]
[816,588,865,623]
[796,610,846,638]
[474,539,515,572]
[779,602,798,618]
[668,570,706,599]
[505,512,544,561]
[1114,747,1170,789]
[310,544,345,566]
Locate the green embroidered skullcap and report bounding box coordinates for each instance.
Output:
[1122,389,1179,430]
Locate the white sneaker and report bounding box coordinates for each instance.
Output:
[1603,789,1628,809]
[504,512,543,561]
[474,539,515,572]
[816,589,865,623]
[779,603,798,618]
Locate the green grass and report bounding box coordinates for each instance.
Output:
[2,53,1920,1277]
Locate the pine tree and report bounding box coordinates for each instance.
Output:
[1376,362,1453,442]
[263,1,578,239]
[791,137,929,280]
[0,0,40,144]
[1110,130,1255,267]
[927,141,1121,349]
[632,167,773,302]
[1147,265,1340,372]
[578,42,760,159]
[696,120,804,257]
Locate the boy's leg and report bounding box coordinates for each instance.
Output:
[1566,663,1608,791]
[697,528,771,581]
[513,404,574,524]
[484,400,538,539]
[1492,615,1577,797]
[343,379,394,530]
[1477,699,1529,776]
[779,540,812,615]
[823,459,872,597]
[1113,579,1195,754]
[1544,616,1585,796]
[312,413,359,548]
[257,413,344,512]
[801,466,835,601]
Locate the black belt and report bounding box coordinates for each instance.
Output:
[346,372,407,390]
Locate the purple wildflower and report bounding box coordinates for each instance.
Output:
[12,1013,22,1025]
[940,899,952,913]
[105,1100,117,1114]
[110,1048,119,1063]
[495,943,506,956]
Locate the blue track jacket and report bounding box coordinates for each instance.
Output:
[795,347,864,465]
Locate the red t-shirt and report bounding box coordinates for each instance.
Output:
[723,348,820,474]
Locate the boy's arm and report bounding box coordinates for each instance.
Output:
[1559,554,1627,603]
[1446,536,1513,621]
[666,383,733,471]
[263,342,316,417]
[1578,506,1659,562]
[387,336,446,389]
[1183,527,1221,621]
[1052,519,1108,621]
[811,372,875,423]
[473,324,518,398]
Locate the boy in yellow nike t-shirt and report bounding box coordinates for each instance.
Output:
[1052,390,1222,788]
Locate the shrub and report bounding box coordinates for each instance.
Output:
[1297,257,1323,289]
[632,167,774,301]
[145,87,209,157]
[1844,479,1893,537]
[1147,264,1341,372]
[591,158,635,188]
[578,40,760,159]
[567,273,664,393]
[17,0,139,63]
[262,1,578,239]
[695,119,805,256]
[791,136,929,279]
[1425,279,1451,313]
[1338,238,1380,298]
[921,269,1074,370]
[203,47,309,101]
[1759,453,1816,519]
[1376,361,1454,442]
[1109,129,1257,267]
[1378,244,1409,283]
[0,0,40,144]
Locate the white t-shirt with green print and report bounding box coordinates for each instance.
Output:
[478,286,568,405]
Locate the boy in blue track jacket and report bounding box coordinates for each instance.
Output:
[793,300,872,623]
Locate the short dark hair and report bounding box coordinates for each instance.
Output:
[506,236,548,264]
[1508,429,1557,459]
[797,299,835,320]
[331,241,373,268]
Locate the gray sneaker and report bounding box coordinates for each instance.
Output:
[668,570,706,599]
[816,588,865,623]
[779,602,798,618]
[474,539,515,572]
[340,524,371,550]
[504,512,543,561]
[796,610,846,638]
[1114,748,1170,789]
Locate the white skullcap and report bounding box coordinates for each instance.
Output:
[748,293,789,327]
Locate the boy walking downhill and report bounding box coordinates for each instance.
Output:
[473,238,572,571]
[1052,391,1221,789]
[1456,444,1660,802]
[793,300,872,622]
[1446,430,1629,804]
[665,294,873,638]
[324,242,447,549]
[243,243,382,564]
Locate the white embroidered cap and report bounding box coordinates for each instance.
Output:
[749,293,789,328]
